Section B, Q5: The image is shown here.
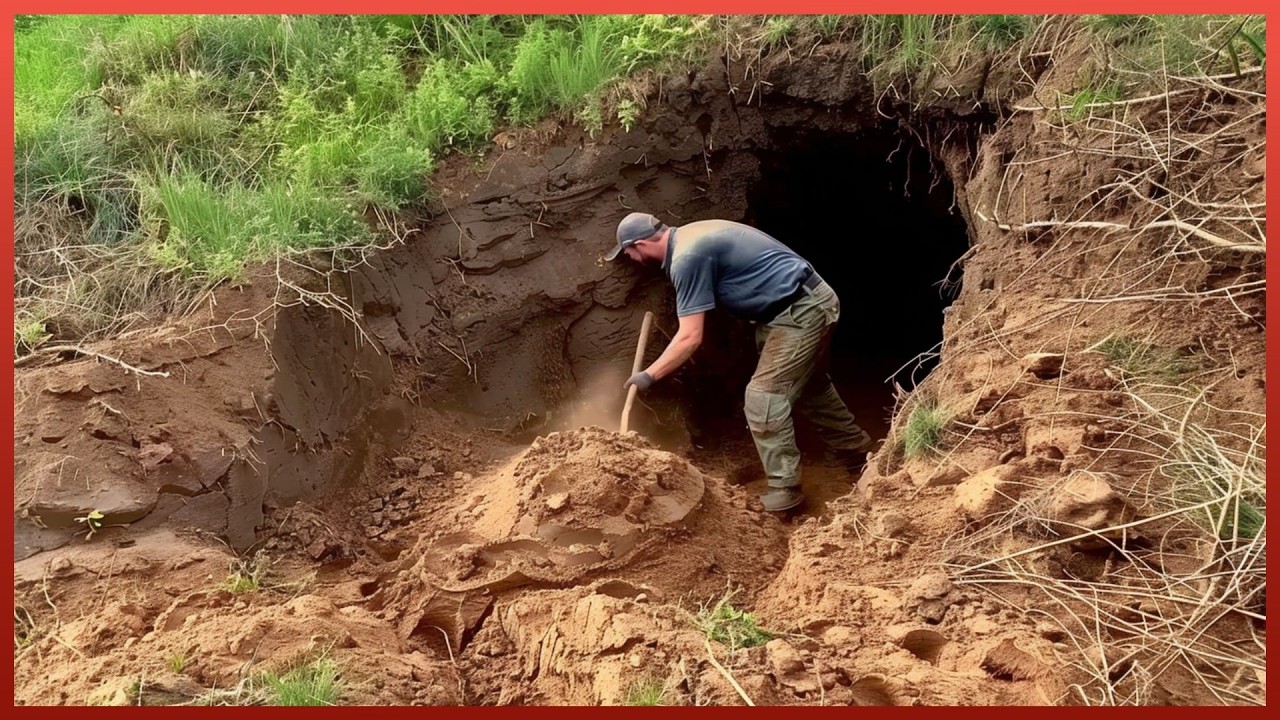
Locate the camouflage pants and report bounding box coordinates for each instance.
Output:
[744,279,871,490]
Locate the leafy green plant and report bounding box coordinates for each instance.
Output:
[14,315,50,356]
[616,98,642,132]
[902,399,950,459]
[354,128,434,209]
[404,61,498,152]
[74,510,105,540]
[694,589,775,651]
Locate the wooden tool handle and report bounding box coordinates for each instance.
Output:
[620,311,655,434]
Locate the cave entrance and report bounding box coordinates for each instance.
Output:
[684,121,971,453]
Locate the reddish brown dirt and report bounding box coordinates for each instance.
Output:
[12,23,1265,706]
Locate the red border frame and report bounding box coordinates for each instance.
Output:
[4,3,1273,714]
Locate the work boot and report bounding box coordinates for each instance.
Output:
[760,487,805,512]
[830,447,871,474]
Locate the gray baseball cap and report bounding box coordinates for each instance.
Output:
[606,212,664,261]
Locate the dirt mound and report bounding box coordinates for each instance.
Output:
[376,427,786,647]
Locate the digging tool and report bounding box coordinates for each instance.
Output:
[620,311,655,434]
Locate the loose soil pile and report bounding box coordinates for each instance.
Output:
[12,21,1264,706]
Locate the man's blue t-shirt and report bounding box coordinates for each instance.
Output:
[663,219,812,322]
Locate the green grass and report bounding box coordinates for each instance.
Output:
[693,590,775,651]
[18,15,1256,351]
[812,15,849,38]
[1093,336,1191,381]
[902,399,950,459]
[261,658,342,706]
[971,15,1033,49]
[1076,15,1266,112]
[168,652,188,674]
[14,14,715,350]
[1164,426,1265,542]
[14,315,50,356]
[762,16,797,49]
[1062,83,1123,120]
[222,551,270,594]
[626,678,666,706]
[860,15,949,74]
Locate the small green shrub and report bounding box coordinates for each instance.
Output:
[616,98,642,132]
[14,315,51,356]
[902,399,950,459]
[694,590,775,651]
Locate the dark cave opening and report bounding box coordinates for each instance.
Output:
[683,122,971,452]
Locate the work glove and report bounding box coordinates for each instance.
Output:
[624,371,655,392]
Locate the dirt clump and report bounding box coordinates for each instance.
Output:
[376,427,786,646]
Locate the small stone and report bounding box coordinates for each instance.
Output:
[954,464,1022,521]
[1024,352,1065,379]
[391,457,417,474]
[417,463,437,478]
[766,639,805,674]
[968,616,998,635]
[820,625,857,647]
[1048,473,1127,532]
[905,573,958,623]
[306,539,330,560]
[628,653,643,668]
[545,492,569,511]
[877,512,910,538]
[1036,621,1066,642]
[634,593,648,604]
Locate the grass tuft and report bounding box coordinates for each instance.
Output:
[1093,336,1191,381]
[693,588,775,651]
[261,658,342,706]
[625,677,666,706]
[902,399,950,459]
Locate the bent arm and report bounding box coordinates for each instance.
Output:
[645,312,705,381]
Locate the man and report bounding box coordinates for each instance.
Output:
[606,211,873,511]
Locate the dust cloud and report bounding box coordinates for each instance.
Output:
[548,365,630,433]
